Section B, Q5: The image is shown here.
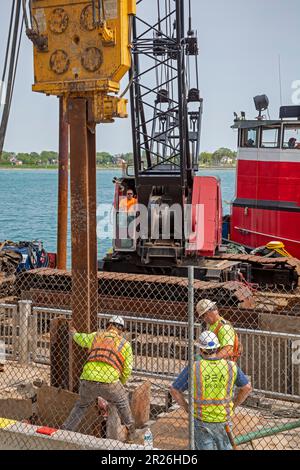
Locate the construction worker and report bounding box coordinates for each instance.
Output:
[196,299,241,361]
[119,189,137,213]
[62,316,136,442]
[170,331,252,450]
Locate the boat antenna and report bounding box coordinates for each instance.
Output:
[188,0,193,35]
[278,54,283,107]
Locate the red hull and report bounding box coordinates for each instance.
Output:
[231,207,300,259]
[236,160,300,203]
[231,156,300,258]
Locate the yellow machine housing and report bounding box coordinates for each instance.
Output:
[30,0,136,122]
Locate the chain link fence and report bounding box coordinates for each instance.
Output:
[0,268,300,450]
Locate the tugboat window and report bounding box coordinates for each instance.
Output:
[261,127,280,148]
[241,128,258,147]
[283,126,300,149]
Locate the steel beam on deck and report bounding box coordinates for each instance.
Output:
[57,97,69,270]
[68,97,98,392]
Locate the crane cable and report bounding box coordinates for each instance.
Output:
[1,1,16,84]
[22,0,31,30]
[8,19,24,117]
[0,0,23,157]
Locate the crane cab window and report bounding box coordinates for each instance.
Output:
[241,128,258,148]
[261,127,280,148]
[283,126,300,149]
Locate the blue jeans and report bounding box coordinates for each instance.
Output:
[194,419,233,451]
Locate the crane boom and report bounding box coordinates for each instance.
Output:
[101,0,210,273]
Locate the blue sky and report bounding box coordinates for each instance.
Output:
[1,0,300,154]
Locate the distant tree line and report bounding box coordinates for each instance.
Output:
[0,150,59,165]
[96,152,133,166]
[200,148,237,166]
[0,150,134,167]
[1,148,236,167]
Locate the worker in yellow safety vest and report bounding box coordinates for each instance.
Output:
[196,299,242,361]
[62,316,136,442]
[170,331,252,450]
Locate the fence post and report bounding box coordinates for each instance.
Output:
[31,309,38,363]
[188,266,195,450]
[11,304,19,361]
[18,300,32,364]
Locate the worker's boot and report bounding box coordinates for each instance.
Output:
[126,424,137,443]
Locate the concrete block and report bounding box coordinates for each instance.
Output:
[130,381,151,428]
[16,383,37,400]
[0,399,32,421]
[105,381,152,441]
[0,420,147,450]
[36,385,103,436]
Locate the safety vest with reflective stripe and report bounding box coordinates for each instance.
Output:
[87,331,127,374]
[211,318,242,362]
[193,359,237,423]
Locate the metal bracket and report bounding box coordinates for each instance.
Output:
[98,22,116,46]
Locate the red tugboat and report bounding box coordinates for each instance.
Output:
[230,96,300,259]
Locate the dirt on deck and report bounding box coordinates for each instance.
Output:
[0,362,50,400]
[133,407,265,449]
[134,407,300,450]
[1,362,300,450]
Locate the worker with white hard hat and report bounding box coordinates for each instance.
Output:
[196,299,242,362]
[62,315,136,442]
[170,330,252,450]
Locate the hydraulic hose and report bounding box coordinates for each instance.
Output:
[235,419,300,446]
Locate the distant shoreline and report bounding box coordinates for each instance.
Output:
[199,166,236,171]
[0,166,121,171]
[0,165,236,171]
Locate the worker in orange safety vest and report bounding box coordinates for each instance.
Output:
[196,299,242,362]
[62,316,136,442]
[119,189,137,213]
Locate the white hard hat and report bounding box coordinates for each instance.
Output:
[196,299,217,317]
[108,316,125,328]
[198,331,220,350]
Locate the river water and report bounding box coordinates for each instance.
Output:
[0,168,236,264]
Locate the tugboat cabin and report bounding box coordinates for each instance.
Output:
[231,98,300,258]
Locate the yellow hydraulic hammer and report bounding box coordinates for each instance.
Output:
[29,0,136,122]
